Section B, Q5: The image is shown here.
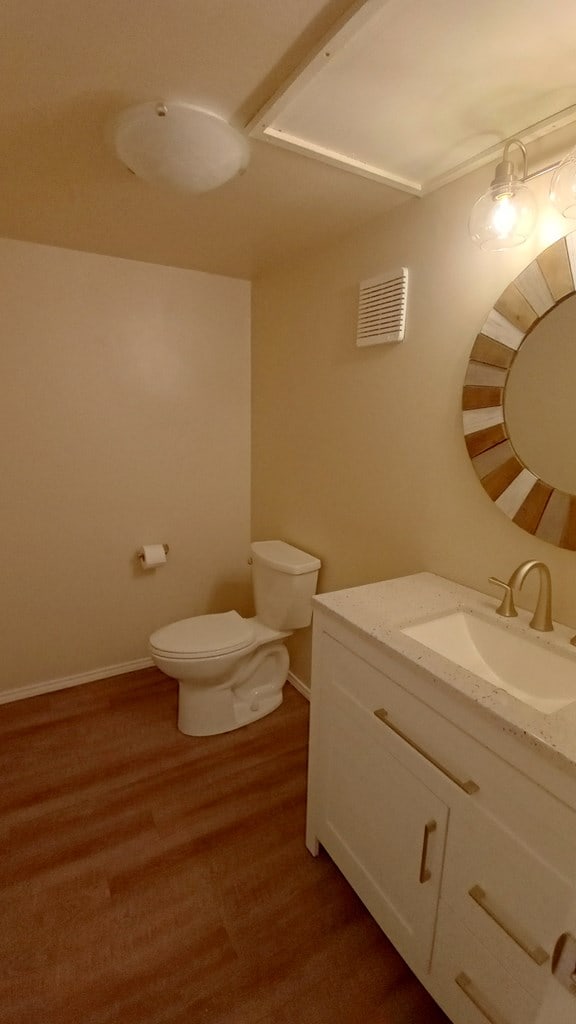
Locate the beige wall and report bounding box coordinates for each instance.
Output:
[1,239,251,694]
[252,142,576,686]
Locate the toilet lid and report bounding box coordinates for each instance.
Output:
[149,610,254,658]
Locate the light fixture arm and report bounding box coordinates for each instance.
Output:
[491,139,528,192]
[493,141,566,186]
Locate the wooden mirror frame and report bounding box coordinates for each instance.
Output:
[462,231,576,551]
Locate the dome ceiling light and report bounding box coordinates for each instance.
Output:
[113,101,250,193]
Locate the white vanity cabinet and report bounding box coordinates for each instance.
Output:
[306,603,576,1024]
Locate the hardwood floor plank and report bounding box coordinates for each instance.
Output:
[0,669,449,1024]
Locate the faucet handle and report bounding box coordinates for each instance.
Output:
[489,577,518,618]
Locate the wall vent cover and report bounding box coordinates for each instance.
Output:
[356,268,408,346]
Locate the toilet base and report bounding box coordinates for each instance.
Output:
[177,641,290,737]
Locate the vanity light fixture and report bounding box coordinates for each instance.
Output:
[549,145,576,219]
[469,137,576,251]
[468,140,537,251]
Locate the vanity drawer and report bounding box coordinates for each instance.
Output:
[322,631,576,859]
[432,901,539,1024]
[323,634,482,799]
[442,802,573,1001]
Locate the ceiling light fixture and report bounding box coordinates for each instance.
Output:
[113,101,250,194]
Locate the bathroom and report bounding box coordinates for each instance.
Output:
[3,1,576,1021]
[6,148,576,702]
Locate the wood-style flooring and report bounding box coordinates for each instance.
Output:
[0,669,450,1024]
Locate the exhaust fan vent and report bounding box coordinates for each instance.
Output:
[356,268,408,346]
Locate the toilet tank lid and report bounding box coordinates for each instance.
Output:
[251,540,321,575]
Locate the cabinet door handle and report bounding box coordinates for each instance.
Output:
[455,972,508,1024]
[468,885,549,966]
[373,708,479,795]
[419,820,437,883]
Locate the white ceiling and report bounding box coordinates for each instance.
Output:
[251,0,576,194]
[2,0,576,279]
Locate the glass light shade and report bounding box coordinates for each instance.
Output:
[549,147,576,218]
[468,180,537,251]
[113,102,250,193]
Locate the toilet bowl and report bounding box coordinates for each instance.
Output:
[149,540,321,736]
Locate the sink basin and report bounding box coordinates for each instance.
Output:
[402,610,576,714]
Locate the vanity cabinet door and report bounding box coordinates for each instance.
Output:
[312,680,448,974]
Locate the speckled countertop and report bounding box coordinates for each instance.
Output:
[313,572,576,777]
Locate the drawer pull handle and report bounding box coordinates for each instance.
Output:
[468,885,549,966]
[455,972,508,1024]
[373,709,479,795]
[419,820,437,883]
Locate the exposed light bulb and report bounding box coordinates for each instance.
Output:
[491,194,518,238]
[469,181,537,251]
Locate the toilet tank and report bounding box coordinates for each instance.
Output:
[251,540,321,630]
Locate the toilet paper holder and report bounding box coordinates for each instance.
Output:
[137,543,169,565]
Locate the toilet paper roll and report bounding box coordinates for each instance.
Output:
[139,544,167,570]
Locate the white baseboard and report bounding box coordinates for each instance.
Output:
[0,657,155,705]
[2,659,309,707]
[288,670,310,701]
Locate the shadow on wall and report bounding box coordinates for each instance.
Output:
[130,553,252,619]
[208,579,254,619]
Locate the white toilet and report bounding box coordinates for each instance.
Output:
[149,540,321,736]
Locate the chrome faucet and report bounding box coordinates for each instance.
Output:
[489,560,553,632]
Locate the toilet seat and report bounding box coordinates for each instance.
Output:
[150,610,254,660]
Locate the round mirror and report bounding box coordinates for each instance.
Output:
[462,231,576,550]
[505,295,576,495]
